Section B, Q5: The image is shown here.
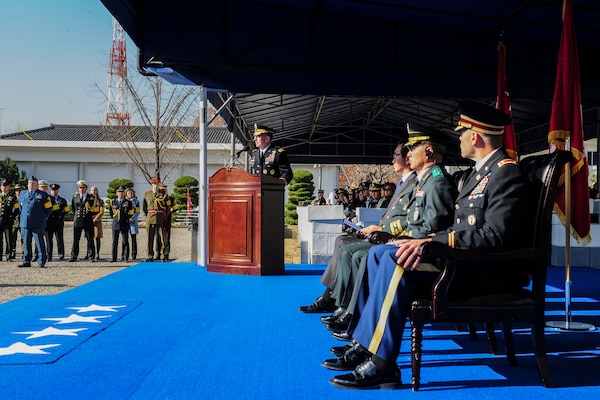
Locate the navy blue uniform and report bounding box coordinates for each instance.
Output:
[18,189,53,266]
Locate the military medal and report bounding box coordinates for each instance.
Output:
[413,210,420,221]
[263,169,268,174]
[270,169,275,175]
[468,215,476,225]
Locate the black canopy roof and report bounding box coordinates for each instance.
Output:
[100,0,600,165]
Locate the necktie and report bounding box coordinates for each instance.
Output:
[393,179,403,196]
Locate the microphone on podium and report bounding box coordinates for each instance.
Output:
[236,145,251,157]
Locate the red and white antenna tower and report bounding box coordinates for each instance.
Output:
[105,18,131,126]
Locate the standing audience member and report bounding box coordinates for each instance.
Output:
[1,179,19,261]
[17,176,52,268]
[126,188,140,260]
[33,180,50,262]
[47,183,69,261]
[109,186,134,262]
[248,124,293,184]
[315,189,327,205]
[69,180,96,262]
[89,186,105,260]
[143,177,170,261]
[10,184,24,260]
[157,183,178,262]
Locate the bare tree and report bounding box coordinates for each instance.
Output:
[97,75,200,183]
[338,163,399,189]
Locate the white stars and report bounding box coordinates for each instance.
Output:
[0,303,131,362]
[41,314,111,324]
[12,327,88,339]
[67,304,126,313]
[0,342,61,356]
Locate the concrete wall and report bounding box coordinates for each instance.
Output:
[297,205,345,264]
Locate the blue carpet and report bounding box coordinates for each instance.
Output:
[0,263,598,400]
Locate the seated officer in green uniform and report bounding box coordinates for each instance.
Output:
[323,123,457,335]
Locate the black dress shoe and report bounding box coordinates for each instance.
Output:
[320,307,345,323]
[109,259,117,263]
[40,264,47,268]
[58,256,65,261]
[331,343,354,357]
[298,296,336,313]
[332,331,352,342]
[68,258,77,262]
[330,359,402,390]
[322,342,369,371]
[325,311,352,332]
[17,263,31,268]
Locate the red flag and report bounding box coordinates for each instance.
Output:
[187,188,193,216]
[548,0,591,245]
[496,42,518,160]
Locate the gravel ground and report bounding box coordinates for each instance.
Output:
[0,223,194,305]
[0,223,301,305]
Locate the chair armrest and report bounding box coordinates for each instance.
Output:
[418,244,539,319]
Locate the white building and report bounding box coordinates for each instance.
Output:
[0,124,339,198]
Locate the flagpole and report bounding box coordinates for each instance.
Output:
[546,137,594,331]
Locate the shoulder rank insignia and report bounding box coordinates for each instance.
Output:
[497,158,517,168]
[431,165,443,177]
[277,148,285,153]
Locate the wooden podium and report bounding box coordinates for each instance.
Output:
[207,167,285,275]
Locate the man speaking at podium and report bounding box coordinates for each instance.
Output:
[248,124,293,185]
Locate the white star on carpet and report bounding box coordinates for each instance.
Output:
[66,304,126,313]
[41,314,111,324]
[12,327,88,339]
[0,342,60,356]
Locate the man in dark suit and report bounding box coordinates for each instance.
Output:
[69,180,97,262]
[17,176,53,268]
[248,124,293,185]
[329,101,530,390]
[299,137,418,313]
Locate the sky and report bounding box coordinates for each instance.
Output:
[0,1,136,134]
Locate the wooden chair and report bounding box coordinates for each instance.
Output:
[410,150,572,391]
